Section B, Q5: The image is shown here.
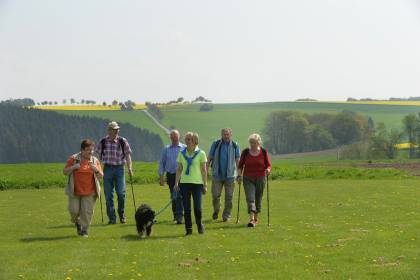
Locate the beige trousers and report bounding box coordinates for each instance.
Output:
[68,193,97,230]
[211,179,235,219]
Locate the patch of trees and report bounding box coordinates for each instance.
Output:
[295,98,317,102]
[340,113,420,160]
[0,104,163,163]
[1,98,35,107]
[119,100,136,111]
[199,103,213,112]
[264,111,370,154]
[192,96,211,103]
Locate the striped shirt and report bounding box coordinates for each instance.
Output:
[96,136,132,166]
[159,143,186,176]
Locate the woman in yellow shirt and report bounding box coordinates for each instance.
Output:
[174,132,207,235]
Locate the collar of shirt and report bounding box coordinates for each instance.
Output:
[106,135,119,143]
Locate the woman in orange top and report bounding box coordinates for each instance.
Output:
[64,139,103,237]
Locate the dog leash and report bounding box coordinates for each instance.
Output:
[154,190,181,218]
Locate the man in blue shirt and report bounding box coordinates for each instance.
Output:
[207,128,240,222]
[159,130,186,224]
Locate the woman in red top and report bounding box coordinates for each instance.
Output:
[64,139,103,237]
[237,133,271,227]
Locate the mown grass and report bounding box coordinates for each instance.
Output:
[2,180,420,279]
[0,161,412,191]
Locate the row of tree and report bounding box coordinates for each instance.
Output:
[336,113,420,160]
[0,104,163,163]
[263,110,372,154]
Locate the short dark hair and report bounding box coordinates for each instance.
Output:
[80,139,95,150]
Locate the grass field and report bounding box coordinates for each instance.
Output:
[2,179,420,279]
[0,160,412,191]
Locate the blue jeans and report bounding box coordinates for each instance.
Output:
[103,165,126,222]
[167,173,184,221]
[180,183,203,230]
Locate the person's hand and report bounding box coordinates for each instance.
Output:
[128,168,134,177]
[73,163,81,170]
[159,177,165,186]
[265,169,271,176]
[174,184,180,192]
[236,175,242,184]
[202,183,207,194]
[89,162,99,173]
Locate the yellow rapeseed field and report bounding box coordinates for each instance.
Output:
[33,104,147,110]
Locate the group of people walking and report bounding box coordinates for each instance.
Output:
[64,122,271,237]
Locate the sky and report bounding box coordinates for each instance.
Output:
[1,0,420,104]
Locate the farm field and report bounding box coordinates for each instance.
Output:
[49,101,420,153]
[2,179,420,279]
[159,102,420,152]
[47,102,420,152]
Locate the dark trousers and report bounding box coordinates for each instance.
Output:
[180,183,203,230]
[166,173,184,221]
[103,165,126,222]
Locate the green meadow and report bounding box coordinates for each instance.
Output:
[2,179,420,279]
[54,102,420,152]
[0,160,411,191]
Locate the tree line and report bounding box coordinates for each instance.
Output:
[0,104,163,163]
[264,110,372,154]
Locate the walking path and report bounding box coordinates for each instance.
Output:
[142,109,170,135]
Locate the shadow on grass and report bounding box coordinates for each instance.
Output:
[121,233,185,241]
[20,235,77,242]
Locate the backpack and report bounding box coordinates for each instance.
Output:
[100,137,126,159]
[241,147,269,169]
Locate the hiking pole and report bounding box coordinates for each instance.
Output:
[266,174,270,227]
[129,175,137,211]
[99,190,104,223]
[236,181,241,224]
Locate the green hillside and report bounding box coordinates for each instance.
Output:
[160,102,420,152]
[55,102,420,153]
[57,110,169,142]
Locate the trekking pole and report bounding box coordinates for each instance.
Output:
[99,190,104,223]
[266,174,270,227]
[129,175,137,210]
[236,180,241,224]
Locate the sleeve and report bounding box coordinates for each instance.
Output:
[235,143,241,159]
[176,151,182,164]
[200,151,207,163]
[158,147,167,176]
[238,150,246,170]
[65,157,74,168]
[123,138,132,154]
[208,142,216,159]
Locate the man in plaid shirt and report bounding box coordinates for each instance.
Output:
[96,121,133,224]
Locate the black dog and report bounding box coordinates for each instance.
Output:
[135,204,156,238]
